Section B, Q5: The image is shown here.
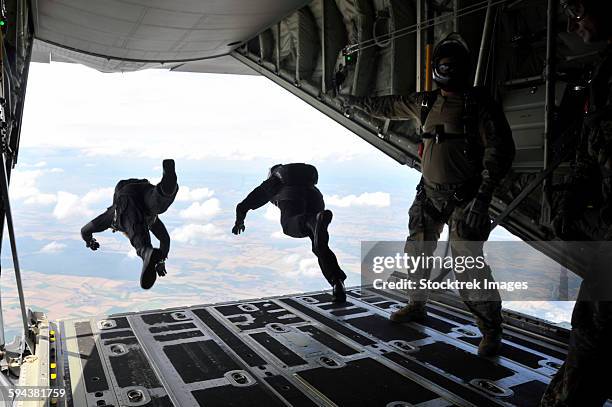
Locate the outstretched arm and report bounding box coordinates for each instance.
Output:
[233,176,282,234]
[81,207,114,250]
[150,217,170,259]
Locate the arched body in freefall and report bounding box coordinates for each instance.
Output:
[80,159,178,290]
[233,163,347,303]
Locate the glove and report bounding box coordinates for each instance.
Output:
[155,260,167,277]
[85,237,100,251]
[232,221,245,235]
[465,193,492,230]
[232,209,247,235]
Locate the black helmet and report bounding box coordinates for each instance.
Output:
[432,33,472,91]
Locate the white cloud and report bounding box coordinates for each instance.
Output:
[285,254,300,264]
[20,63,374,163]
[127,248,138,259]
[176,187,214,202]
[179,198,221,221]
[284,254,320,277]
[21,161,47,168]
[10,168,65,206]
[46,187,114,220]
[82,187,114,206]
[264,205,280,221]
[10,169,45,200]
[171,223,226,244]
[326,192,391,208]
[24,193,57,205]
[53,191,94,220]
[298,258,320,277]
[40,241,67,254]
[504,301,573,324]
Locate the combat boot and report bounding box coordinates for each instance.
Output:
[332,279,346,303]
[477,330,503,357]
[140,247,163,290]
[390,302,427,323]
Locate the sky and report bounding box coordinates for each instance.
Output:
[0,61,574,339]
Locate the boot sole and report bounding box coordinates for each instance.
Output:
[140,249,162,289]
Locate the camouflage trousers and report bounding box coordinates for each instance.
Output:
[404,182,502,335]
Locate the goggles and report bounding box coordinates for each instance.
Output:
[435,62,456,76]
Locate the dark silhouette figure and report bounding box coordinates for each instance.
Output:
[233,163,347,302]
[543,1,612,405]
[81,159,178,290]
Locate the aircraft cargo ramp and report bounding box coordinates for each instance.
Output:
[26,287,588,407]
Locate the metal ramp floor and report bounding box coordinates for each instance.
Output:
[49,288,571,407]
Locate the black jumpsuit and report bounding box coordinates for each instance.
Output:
[81,178,177,260]
[237,169,346,285]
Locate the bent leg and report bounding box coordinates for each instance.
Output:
[159,159,177,196]
[125,219,153,259]
[122,214,159,289]
[116,198,153,259]
[304,190,346,285]
[308,220,346,285]
[145,185,178,216]
[145,166,179,216]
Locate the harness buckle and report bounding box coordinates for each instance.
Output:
[421,97,430,109]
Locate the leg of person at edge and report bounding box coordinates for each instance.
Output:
[80,159,178,290]
[232,163,347,303]
[343,33,516,357]
[541,1,612,406]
